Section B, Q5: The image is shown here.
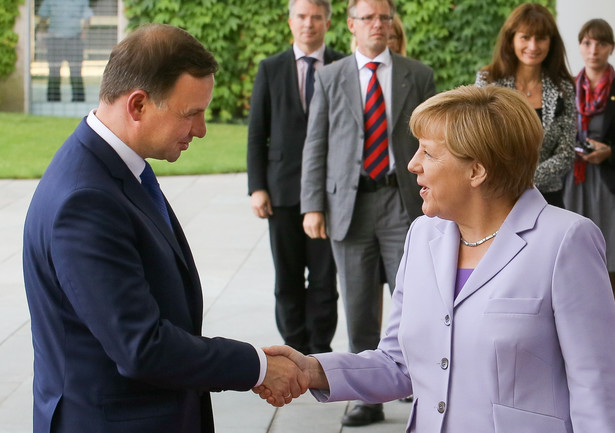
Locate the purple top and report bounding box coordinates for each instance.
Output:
[455,268,473,299]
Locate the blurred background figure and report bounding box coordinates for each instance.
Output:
[387,14,406,56]
[37,0,93,102]
[247,0,343,356]
[563,18,615,291]
[475,2,575,208]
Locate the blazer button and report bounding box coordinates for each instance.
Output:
[444,314,451,326]
[437,401,446,413]
[440,358,449,370]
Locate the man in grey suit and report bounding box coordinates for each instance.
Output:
[300,0,435,426]
[247,0,344,355]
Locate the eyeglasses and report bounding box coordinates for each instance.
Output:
[350,14,394,25]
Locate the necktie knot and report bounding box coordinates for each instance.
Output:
[302,56,317,67]
[366,62,380,73]
[140,162,172,228]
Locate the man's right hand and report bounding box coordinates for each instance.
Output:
[303,211,327,239]
[250,190,273,219]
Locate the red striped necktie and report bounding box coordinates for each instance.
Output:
[363,62,389,181]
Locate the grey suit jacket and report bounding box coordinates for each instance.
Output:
[301,53,436,241]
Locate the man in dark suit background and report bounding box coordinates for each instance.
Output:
[23,24,305,433]
[247,0,344,355]
[301,0,435,426]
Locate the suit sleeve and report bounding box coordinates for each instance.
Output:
[51,188,261,392]
[311,225,416,403]
[551,218,615,430]
[300,71,330,214]
[247,61,271,195]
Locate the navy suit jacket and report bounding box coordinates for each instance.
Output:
[247,46,345,207]
[23,119,260,433]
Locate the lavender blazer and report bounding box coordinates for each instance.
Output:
[312,188,615,433]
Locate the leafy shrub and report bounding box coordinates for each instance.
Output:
[118,0,556,119]
[0,0,22,81]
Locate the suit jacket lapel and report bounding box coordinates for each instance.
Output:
[78,122,190,270]
[454,189,546,306]
[429,219,461,314]
[603,84,615,139]
[391,54,411,129]
[340,57,364,129]
[281,49,305,116]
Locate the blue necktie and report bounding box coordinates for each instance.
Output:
[302,56,317,111]
[140,162,172,228]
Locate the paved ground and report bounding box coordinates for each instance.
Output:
[0,173,411,433]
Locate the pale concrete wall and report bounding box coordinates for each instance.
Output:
[0,2,27,112]
[557,0,615,76]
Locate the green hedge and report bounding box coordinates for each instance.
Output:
[120,0,553,119]
[0,0,22,81]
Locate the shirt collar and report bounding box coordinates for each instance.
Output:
[86,109,146,182]
[293,43,326,63]
[354,47,392,70]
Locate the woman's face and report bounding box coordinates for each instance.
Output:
[408,137,474,220]
[512,29,550,67]
[387,31,401,54]
[579,36,614,72]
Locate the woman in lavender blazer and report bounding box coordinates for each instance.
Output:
[256,86,615,433]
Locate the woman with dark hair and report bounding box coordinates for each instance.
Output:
[475,2,575,208]
[563,18,615,291]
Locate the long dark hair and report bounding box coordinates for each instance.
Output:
[481,3,573,90]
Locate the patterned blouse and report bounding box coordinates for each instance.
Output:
[475,71,576,193]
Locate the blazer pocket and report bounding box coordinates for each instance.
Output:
[268,149,282,161]
[103,392,180,421]
[484,298,542,315]
[493,404,567,433]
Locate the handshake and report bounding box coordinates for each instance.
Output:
[252,345,329,407]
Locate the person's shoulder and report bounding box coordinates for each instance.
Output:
[259,48,294,67]
[475,70,490,86]
[320,55,353,75]
[393,54,433,74]
[325,46,347,62]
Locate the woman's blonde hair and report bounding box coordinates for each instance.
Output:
[410,85,542,199]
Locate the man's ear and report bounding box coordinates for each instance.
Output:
[126,90,148,121]
[470,161,487,188]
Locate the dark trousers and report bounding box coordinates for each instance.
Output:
[268,205,338,354]
[46,36,85,102]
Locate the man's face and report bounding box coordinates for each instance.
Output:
[348,0,392,59]
[139,73,214,162]
[288,0,331,54]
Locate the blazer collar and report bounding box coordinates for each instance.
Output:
[340,56,365,128]
[339,53,409,130]
[428,188,547,309]
[391,53,411,128]
[75,119,190,270]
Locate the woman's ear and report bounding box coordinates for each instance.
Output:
[470,161,487,188]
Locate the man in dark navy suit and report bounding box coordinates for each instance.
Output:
[247,0,344,355]
[23,24,305,433]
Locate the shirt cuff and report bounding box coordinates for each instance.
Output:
[252,344,267,387]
